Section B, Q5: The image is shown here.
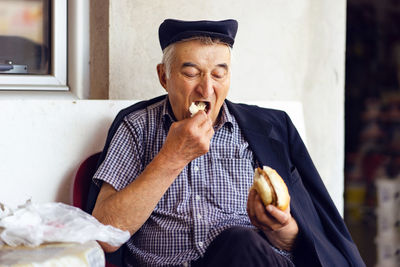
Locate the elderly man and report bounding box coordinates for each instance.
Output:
[88,19,364,266]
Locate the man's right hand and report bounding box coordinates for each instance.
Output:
[93,111,215,253]
[158,110,214,169]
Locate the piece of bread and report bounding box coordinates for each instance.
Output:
[251,166,290,211]
[189,101,206,117]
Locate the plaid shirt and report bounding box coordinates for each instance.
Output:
[94,98,281,266]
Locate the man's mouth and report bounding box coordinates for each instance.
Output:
[194,101,210,114]
[189,101,211,116]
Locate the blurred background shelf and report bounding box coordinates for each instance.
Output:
[345,0,400,266]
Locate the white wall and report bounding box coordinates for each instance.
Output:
[0,100,133,208]
[108,0,346,211]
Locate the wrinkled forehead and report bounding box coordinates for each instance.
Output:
[173,40,231,64]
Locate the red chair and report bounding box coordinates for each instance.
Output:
[73,152,101,209]
[72,152,121,267]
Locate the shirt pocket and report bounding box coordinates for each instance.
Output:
[208,158,254,215]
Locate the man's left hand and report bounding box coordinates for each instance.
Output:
[247,189,298,251]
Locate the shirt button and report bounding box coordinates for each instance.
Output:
[183,262,189,267]
[197,214,202,220]
[193,165,200,172]
[195,194,201,201]
[198,241,204,247]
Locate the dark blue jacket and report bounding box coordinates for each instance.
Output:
[86,95,365,267]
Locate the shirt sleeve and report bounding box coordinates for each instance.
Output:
[93,118,144,191]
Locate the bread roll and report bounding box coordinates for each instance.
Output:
[252,166,290,211]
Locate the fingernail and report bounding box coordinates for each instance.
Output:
[267,205,273,212]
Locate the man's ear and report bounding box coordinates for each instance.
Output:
[157,64,167,91]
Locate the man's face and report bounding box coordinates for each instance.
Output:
[159,40,231,125]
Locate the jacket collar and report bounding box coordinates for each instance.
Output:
[225,100,291,185]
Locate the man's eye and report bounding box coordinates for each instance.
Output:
[212,70,226,79]
[183,72,198,77]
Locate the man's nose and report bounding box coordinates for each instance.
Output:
[197,74,213,98]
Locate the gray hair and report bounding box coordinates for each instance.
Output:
[161,36,232,79]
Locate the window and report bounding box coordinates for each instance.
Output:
[0,0,90,98]
[0,0,51,75]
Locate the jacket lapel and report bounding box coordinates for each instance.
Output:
[226,100,291,185]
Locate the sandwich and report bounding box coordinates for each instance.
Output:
[251,166,290,211]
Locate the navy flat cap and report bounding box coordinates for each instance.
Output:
[158,19,238,50]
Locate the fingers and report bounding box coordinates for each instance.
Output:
[163,110,214,162]
[247,189,269,230]
[253,194,277,231]
[247,190,299,251]
[247,189,291,231]
[197,111,214,134]
[266,205,290,225]
[189,111,214,141]
[192,110,212,127]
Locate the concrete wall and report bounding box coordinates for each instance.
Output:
[102,0,347,211]
[0,100,134,208]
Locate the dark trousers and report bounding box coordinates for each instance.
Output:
[191,227,295,267]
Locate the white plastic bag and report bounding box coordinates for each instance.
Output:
[0,200,130,247]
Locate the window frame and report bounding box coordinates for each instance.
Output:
[0,0,90,99]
